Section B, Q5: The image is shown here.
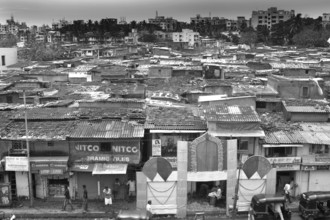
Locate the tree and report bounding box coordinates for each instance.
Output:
[138,33,157,42]
[239,31,257,47]
[19,36,65,61]
[256,25,270,44]
[292,29,330,47]
[0,33,17,47]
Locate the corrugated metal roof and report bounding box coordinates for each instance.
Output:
[70,120,144,139]
[264,123,330,145]
[204,105,261,122]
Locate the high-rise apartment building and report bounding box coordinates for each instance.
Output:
[251,7,295,29]
[148,11,178,31]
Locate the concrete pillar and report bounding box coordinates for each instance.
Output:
[265,168,277,195]
[177,141,188,218]
[15,171,29,197]
[226,139,237,216]
[136,172,147,210]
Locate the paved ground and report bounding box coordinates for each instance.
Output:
[0,197,301,219]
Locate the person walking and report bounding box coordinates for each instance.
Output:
[103,186,112,213]
[82,185,88,213]
[62,185,74,211]
[283,181,291,203]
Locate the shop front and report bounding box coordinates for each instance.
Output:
[300,163,330,192]
[4,156,29,198]
[69,140,141,200]
[29,156,69,199]
[266,156,301,196]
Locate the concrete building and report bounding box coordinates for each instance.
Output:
[172,29,200,47]
[148,11,178,31]
[251,7,295,29]
[190,14,211,25]
[0,47,17,73]
[322,13,330,28]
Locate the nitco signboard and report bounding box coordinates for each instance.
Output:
[72,141,141,164]
[75,144,139,154]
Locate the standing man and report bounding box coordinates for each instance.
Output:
[82,185,88,213]
[283,181,291,203]
[126,178,136,202]
[103,186,112,213]
[62,185,74,211]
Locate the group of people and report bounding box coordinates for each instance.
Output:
[207,185,222,206]
[61,178,136,213]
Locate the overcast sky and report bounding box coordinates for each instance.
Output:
[0,0,329,26]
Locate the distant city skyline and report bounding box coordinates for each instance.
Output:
[0,0,329,26]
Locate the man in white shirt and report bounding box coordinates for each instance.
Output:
[146,200,153,219]
[283,182,291,203]
[127,178,136,202]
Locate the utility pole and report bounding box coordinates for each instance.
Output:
[232,162,242,220]
[23,91,34,207]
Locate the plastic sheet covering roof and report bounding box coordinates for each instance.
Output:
[269,63,310,69]
[264,123,330,145]
[203,105,261,122]
[285,106,330,113]
[145,106,207,130]
[1,120,78,140]
[70,120,144,139]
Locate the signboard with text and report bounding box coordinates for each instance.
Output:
[5,157,28,171]
[152,139,161,156]
[268,157,301,164]
[31,162,67,171]
[71,140,141,164]
[274,164,300,171]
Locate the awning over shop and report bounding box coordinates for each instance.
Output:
[30,156,69,174]
[70,163,94,172]
[30,156,69,163]
[92,163,128,175]
[208,130,265,138]
[263,144,304,148]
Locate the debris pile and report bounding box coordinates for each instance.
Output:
[259,112,302,132]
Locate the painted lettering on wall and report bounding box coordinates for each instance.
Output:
[87,155,110,162]
[75,144,100,152]
[112,146,138,154]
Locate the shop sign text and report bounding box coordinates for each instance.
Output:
[40,169,64,175]
[5,156,29,172]
[268,157,301,164]
[274,164,300,171]
[112,146,138,154]
[75,144,100,152]
[77,155,140,164]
